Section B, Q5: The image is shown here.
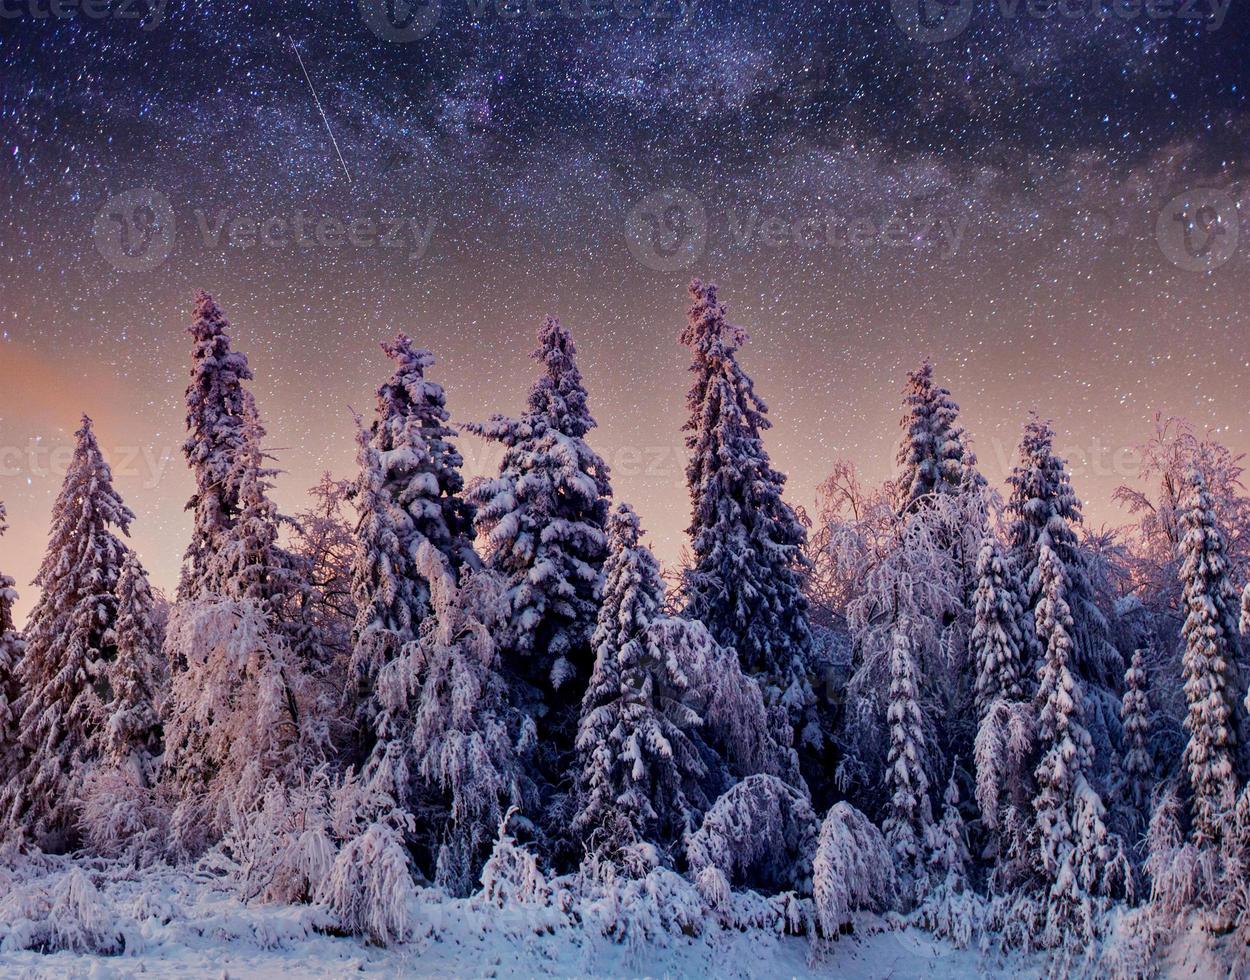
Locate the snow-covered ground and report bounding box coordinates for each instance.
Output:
[0,860,1031,980]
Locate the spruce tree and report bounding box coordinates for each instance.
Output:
[678,279,812,708]
[1119,648,1151,814]
[105,551,164,786]
[1178,467,1243,845]
[882,623,931,880]
[179,290,261,601]
[895,360,984,514]
[573,504,709,871]
[363,561,523,897]
[350,337,477,731]
[466,316,611,734]
[1005,414,1121,690]
[0,502,24,781]
[1031,544,1126,945]
[971,535,1028,717]
[0,416,133,848]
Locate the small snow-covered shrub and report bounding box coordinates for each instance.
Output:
[578,864,707,948]
[211,771,338,905]
[687,775,819,906]
[811,801,895,942]
[478,807,551,908]
[317,821,416,946]
[0,867,137,956]
[78,767,168,864]
[48,868,130,955]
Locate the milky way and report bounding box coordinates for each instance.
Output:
[1,0,1248,619]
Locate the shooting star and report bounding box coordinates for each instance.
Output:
[288,34,352,187]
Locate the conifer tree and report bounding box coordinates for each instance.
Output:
[350,337,477,731]
[678,279,812,709]
[895,360,983,514]
[163,418,318,854]
[971,535,1028,717]
[179,290,261,601]
[0,417,133,847]
[1178,467,1243,845]
[466,316,611,733]
[1005,415,1121,690]
[105,551,164,785]
[0,502,23,781]
[573,504,709,871]
[1119,648,1151,814]
[363,559,522,896]
[1031,544,1127,945]
[882,623,931,880]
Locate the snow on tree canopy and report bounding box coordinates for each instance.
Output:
[1005,414,1122,798]
[1030,543,1128,948]
[465,315,611,792]
[882,623,932,881]
[811,800,896,939]
[971,535,1028,716]
[179,290,261,601]
[687,774,819,904]
[350,336,478,739]
[103,550,164,786]
[1118,648,1151,815]
[573,503,710,871]
[361,557,524,897]
[1006,414,1121,690]
[1178,466,1244,846]
[161,594,316,857]
[0,416,134,849]
[678,279,812,711]
[894,360,984,514]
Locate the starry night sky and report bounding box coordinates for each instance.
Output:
[1,0,1248,620]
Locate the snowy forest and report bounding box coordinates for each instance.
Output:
[0,280,1247,976]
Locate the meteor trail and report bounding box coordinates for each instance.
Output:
[289,34,352,188]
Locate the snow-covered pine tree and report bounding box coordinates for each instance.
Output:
[1031,544,1128,947]
[1119,648,1152,815]
[894,360,984,514]
[179,290,261,601]
[0,417,133,849]
[163,418,322,855]
[916,768,979,948]
[678,279,812,715]
[1006,415,1123,788]
[104,551,164,785]
[350,337,477,738]
[0,502,23,782]
[362,557,523,896]
[882,622,932,886]
[1006,416,1121,688]
[1178,466,1244,846]
[466,316,611,754]
[971,535,1028,717]
[573,503,709,873]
